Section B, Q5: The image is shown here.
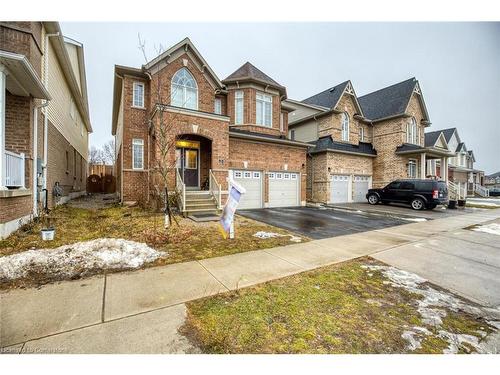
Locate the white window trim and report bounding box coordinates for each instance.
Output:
[171,68,198,110]
[406,117,418,144]
[256,92,273,127]
[235,90,244,125]
[214,98,222,115]
[408,159,417,179]
[341,112,350,142]
[132,139,144,170]
[132,82,145,108]
[359,126,364,142]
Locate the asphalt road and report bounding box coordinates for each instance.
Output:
[238,206,410,239]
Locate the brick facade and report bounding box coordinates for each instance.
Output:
[228,138,307,204]
[115,41,308,207]
[1,22,89,238]
[371,93,427,188]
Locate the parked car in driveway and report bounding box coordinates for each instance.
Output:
[488,188,500,197]
[366,179,448,210]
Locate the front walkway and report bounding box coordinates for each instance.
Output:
[1,209,499,353]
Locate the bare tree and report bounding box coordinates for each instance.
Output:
[102,139,116,165]
[138,35,182,229]
[89,146,103,165]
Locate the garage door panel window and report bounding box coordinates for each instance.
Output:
[234,171,242,178]
[244,171,252,178]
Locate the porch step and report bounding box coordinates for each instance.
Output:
[185,202,218,209]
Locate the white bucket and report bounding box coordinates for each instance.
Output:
[41,228,55,241]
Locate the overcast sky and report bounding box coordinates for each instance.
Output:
[60,22,500,174]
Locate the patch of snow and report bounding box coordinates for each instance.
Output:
[402,327,432,350]
[471,223,500,236]
[361,264,500,353]
[0,238,165,283]
[401,217,428,222]
[253,231,302,243]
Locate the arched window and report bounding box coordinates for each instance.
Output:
[341,112,350,141]
[171,68,198,110]
[406,117,417,144]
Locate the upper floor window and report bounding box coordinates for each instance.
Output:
[341,112,349,141]
[214,98,222,115]
[256,92,272,127]
[406,117,418,144]
[235,90,244,125]
[290,129,295,140]
[359,126,365,142]
[132,139,144,170]
[133,82,145,108]
[171,68,198,110]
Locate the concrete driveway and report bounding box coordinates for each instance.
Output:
[238,206,410,239]
[372,218,500,307]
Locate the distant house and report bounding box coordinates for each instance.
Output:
[484,172,500,189]
[0,22,92,238]
[425,128,487,197]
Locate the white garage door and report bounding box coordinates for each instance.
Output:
[331,175,350,203]
[232,170,262,209]
[353,175,370,202]
[269,172,300,207]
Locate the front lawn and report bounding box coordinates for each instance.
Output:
[0,203,307,288]
[183,258,498,354]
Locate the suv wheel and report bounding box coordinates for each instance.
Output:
[367,194,379,205]
[411,198,425,210]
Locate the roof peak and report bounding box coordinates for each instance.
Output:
[223,61,286,95]
[359,77,416,99]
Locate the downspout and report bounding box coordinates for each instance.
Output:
[42,31,60,204]
[33,100,49,217]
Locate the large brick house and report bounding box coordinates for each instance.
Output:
[288,77,456,204]
[0,22,91,238]
[112,38,309,214]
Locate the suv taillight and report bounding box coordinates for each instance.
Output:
[432,189,439,199]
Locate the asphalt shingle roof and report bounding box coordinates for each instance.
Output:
[395,143,425,153]
[310,136,377,156]
[358,78,417,121]
[424,130,442,147]
[301,81,349,109]
[223,62,284,89]
[440,127,457,143]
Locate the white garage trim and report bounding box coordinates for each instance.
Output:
[268,171,300,208]
[230,169,263,209]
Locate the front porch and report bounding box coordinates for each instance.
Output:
[0,50,50,238]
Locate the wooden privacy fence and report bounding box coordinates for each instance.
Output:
[87,174,116,194]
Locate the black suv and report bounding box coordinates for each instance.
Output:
[366,179,448,210]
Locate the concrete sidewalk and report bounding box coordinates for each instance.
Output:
[1,209,499,353]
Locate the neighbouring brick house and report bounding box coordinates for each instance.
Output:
[0,22,91,238]
[425,127,487,197]
[112,38,309,215]
[288,77,456,204]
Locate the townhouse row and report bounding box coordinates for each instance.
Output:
[0,22,91,238]
[112,37,486,213]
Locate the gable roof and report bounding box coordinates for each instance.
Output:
[222,61,286,96]
[456,142,467,153]
[487,171,500,178]
[302,81,349,109]
[144,37,224,90]
[467,150,476,162]
[358,77,429,123]
[440,127,458,143]
[424,130,442,148]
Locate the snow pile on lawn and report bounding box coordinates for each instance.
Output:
[0,238,165,283]
[253,231,302,243]
[471,223,500,236]
[401,217,428,222]
[362,264,500,353]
